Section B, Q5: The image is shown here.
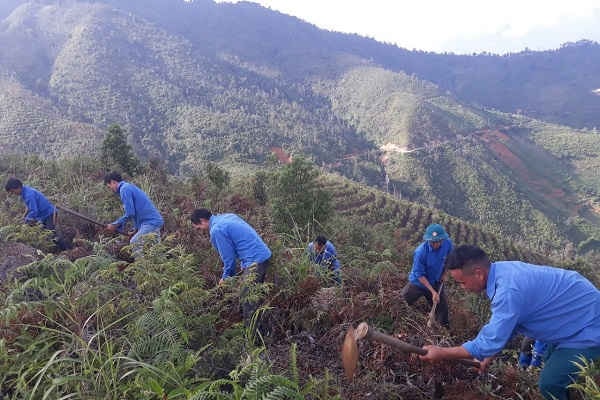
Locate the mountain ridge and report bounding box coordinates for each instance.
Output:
[2,0,600,251]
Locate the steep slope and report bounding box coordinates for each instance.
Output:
[321,174,550,263]
[2,155,582,399]
[0,1,376,173]
[0,78,102,157]
[318,67,600,250]
[319,67,502,147]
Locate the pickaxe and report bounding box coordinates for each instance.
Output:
[341,322,480,380]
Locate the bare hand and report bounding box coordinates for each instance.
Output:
[431,291,440,304]
[420,345,445,362]
[218,278,225,286]
[479,356,494,374]
[105,224,117,233]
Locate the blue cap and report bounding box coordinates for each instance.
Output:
[423,224,449,242]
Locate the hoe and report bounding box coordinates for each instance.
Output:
[341,322,480,380]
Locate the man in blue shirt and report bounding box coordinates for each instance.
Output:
[104,172,163,256]
[190,208,272,322]
[307,235,341,284]
[402,223,453,328]
[5,178,56,229]
[5,177,71,251]
[419,245,600,400]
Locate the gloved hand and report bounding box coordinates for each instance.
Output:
[530,353,543,367]
[518,352,532,369]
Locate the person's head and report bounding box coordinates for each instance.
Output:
[5,177,23,195]
[191,208,212,231]
[314,235,327,253]
[445,245,490,292]
[423,223,449,250]
[104,172,123,193]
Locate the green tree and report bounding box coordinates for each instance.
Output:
[204,162,230,207]
[101,124,140,175]
[253,171,268,206]
[271,157,331,235]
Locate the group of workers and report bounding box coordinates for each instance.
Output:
[4,174,600,400]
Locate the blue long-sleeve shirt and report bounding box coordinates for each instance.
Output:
[307,241,340,272]
[21,185,55,223]
[463,261,600,361]
[209,214,272,280]
[111,181,163,230]
[408,239,453,289]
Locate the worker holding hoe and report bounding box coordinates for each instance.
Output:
[419,245,600,400]
[402,223,453,328]
[5,177,69,250]
[104,172,163,257]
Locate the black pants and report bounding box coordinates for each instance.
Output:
[41,214,70,251]
[240,258,271,324]
[402,282,449,328]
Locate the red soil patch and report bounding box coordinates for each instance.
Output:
[270,147,292,164]
[480,130,569,205]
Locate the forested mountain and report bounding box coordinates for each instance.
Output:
[95,0,600,128]
[320,66,600,251]
[2,0,600,252]
[1,2,600,396]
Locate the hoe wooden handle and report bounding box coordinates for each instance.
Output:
[363,325,427,355]
[355,323,480,368]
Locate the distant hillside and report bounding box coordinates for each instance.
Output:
[0,78,102,156]
[317,66,600,250]
[2,0,600,252]
[96,0,600,129]
[0,0,376,176]
[319,67,501,147]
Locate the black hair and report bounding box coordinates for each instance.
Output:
[5,177,22,191]
[445,245,490,271]
[103,172,123,184]
[315,235,327,246]
[191,208,212,224]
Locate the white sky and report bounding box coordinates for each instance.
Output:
[216,0,600,54]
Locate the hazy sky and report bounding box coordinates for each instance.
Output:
[216,0,600,54]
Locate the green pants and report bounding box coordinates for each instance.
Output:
[539,346,600,400]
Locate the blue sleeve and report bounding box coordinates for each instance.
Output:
[463,289,522,360]
[112,187,134,227]
[23,192,39,222]
[324,243,340,271]
[211,229,237,279]
[411,247,427,278]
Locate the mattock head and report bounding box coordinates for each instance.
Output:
[341,323,369,380]
[341,327,359,380]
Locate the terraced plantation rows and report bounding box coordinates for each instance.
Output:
[322,174,546,264]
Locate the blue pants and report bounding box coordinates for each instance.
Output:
[130,223,162,257]
[539,346,600,400]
